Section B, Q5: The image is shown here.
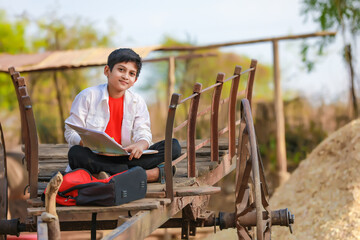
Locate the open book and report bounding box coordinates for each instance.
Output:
[66,122,158,156]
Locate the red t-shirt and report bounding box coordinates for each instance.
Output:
[105,95,124,144]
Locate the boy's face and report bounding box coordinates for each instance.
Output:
[104,62,138,98]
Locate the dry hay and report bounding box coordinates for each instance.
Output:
[270,119,360,239]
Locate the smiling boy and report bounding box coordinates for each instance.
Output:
[64,48,181,182]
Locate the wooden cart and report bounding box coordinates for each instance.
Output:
[0,60,294,239]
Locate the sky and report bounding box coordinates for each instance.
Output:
[1,0,359,104]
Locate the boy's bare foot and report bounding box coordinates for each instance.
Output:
[94,171,110,180]
[146,168,160,182]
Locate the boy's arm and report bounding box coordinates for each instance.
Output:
[131,96,152,147]
[64,92,89,146]
[125,96,152,159]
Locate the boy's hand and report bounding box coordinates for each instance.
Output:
[124,140,149,160]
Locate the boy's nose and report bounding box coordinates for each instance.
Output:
[122,72,129,80]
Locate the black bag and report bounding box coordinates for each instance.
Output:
[44,166,147,206]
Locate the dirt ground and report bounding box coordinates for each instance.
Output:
[270,119,360,239]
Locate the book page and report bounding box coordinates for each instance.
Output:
[66,122,158,155]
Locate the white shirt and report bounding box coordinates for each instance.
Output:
[64,83,152,148]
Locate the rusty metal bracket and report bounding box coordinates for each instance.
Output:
[271,208,295,233]
[181,219,190,239]
[0,219,26,236]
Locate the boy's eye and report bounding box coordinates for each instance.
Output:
[130,72,136,77]
[119,68,124,72]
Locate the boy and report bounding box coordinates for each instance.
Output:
[64,48,181,182]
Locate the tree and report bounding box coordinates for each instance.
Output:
[0,9,117,143]
[301,0,360,118]
[29,14,115,142]
[0,10,29,111]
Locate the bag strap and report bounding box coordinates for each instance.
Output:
[59,182,106,195]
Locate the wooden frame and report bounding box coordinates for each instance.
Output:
[162,60,258,201]
[4,60,266,239]
[9,67,39,198]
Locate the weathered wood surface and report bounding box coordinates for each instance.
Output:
[28,198,171,217]
[29,185,220,217]
[29,138,223,225]
[36,139,231,188]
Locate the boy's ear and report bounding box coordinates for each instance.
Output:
[104,65,110,77]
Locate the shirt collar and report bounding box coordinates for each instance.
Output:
[101,83,138,103]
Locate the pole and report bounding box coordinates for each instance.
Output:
[272,40,288,184]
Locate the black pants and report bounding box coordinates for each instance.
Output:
[68,139,181,175]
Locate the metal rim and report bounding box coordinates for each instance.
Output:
[0,122,8,223]
[235,99,271,240]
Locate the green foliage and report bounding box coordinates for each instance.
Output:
[285,121,327,165]
[0,73,17,111]
[27,15,115,143]
[33,16,114,51]
[300,0,360,71]
[0,10,28,53]
[255,98,328,173]
[302,0,360,33]
[0,10,29,111]
[0,9,117,143]
[161,35,194,48]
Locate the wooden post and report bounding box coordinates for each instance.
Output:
[228,66,242,159]
[210,73,225,162]
[187,83,202,177]
[345,44,358,119]
[167,56,176,106]
[164,94,181,201]
[272,40,288,184]
[53,71,66,142]
[41,172,63,240]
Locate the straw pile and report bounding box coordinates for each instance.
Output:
[270,119,360,239]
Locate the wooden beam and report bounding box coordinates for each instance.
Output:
[143,53,217,63]
[102,196,195,240]
[52,71,66,143]
[27,198,169,217]
[156,31,336,51]
[198,153,237,186]
[0,53,217,74]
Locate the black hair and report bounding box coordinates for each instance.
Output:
[107,48,142,78]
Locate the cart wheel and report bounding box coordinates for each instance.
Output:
[235,99,271,240]
[0,122,8,240]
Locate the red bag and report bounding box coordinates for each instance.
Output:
[43,167,147,206]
